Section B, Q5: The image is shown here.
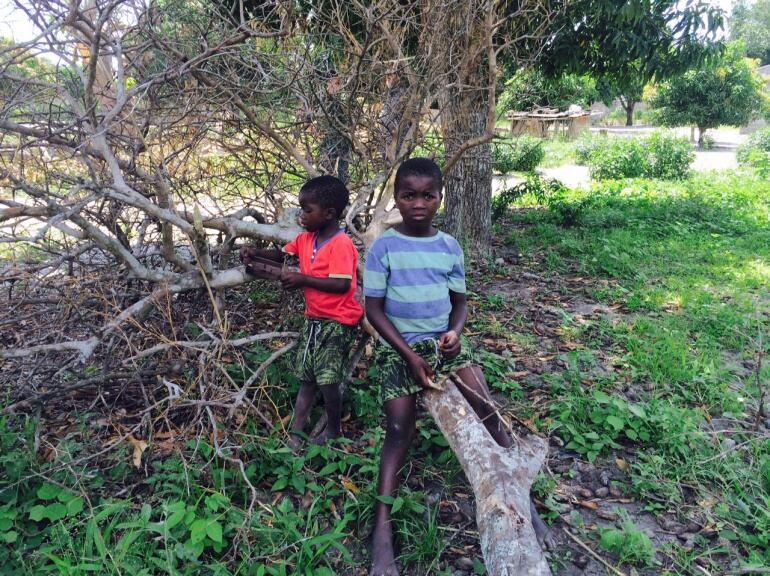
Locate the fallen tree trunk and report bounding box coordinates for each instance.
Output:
[423,379,551,575]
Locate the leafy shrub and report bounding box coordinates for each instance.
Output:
[575,133,606,165]
[737,128,770,176]
[492,173,565,220]
[492,136,545,173]
[588,138,651,180]
[585,132,693,180]
[646,132,694,180]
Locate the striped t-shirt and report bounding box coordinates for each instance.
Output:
[363,228,466,344]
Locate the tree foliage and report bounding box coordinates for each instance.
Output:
[649,43,766,144]
[497,69,597,112]
[539,0,725,126]
[730,0,770,65]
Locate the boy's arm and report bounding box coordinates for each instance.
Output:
[239,246,285,264]
[438,290,467,359]
[365,296,433,388]
[281,271,350,294]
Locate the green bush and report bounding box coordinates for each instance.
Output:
[491,173,565,220]
[575,133,606,165]
[588,138,651,180]
[492,136,545,173]
[737,128,770,176]
[585,132,693,180]
[646,132,694,180]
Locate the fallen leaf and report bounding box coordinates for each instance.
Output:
[511,371,530,378]
[615,458,630,472]
[575,499,599,510]
[127,435,148,469]
[341,476,359,495]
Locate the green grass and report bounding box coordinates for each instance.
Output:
[509,171,770,566]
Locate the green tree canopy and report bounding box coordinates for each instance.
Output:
[538,0,724,126]
[649,42,766,145]
[730,0,770,65]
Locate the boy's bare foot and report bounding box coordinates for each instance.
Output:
[370,525,399,576]
[530,501,556,550]
[311,427,342,445]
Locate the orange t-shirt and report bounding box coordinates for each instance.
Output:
[284,230,363,326]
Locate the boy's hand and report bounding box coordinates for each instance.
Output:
[438,330,461,359]
[406,352,434,390]
[280,269,305,290]
[239,245,257,264]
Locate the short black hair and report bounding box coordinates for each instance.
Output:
[299,175,349,218]
[394,157,443,196]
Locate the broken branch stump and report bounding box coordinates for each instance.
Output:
[423,380,552,575]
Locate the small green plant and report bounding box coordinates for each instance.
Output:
[737,128,770,177]
[492,136,545,173]
[492,173,565,220]
[588,138,651,180]
[646,132,694,180]
[599,515,655,566]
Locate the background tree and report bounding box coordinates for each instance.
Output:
[731,0,770,65]
[649,42,766,146]
[539,0,724,127]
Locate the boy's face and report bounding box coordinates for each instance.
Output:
[394,174,441,227]
[298,192,334,232]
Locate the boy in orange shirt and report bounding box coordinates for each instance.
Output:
[240,176,363,445]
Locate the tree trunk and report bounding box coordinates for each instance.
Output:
[441,89,493,252]
[698,126,706,148]
[619,96,635,126]
[423,379,551,575]
[624,101,635,126]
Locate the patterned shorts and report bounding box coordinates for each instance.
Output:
[373,336,475,403]
[296,318,359,386]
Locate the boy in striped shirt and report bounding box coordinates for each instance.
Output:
[364,158,550,575]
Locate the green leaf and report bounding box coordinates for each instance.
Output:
[594,390,611,404]
[628,404,646,418]
[0,518,12,531]
[67,497,84,516]
[37,483,60,501]
[291,475,306,494]
[606,415,625,431]
[29,505,47,522]
[190,519,207,545]
[271,477,289,492]
[45,503,67,521]
[318,462,338,476]
[391,497,404,515]
[166,510,185,529]
[57,490,75,504]
[205,520,223,544]
[2,531,18,543]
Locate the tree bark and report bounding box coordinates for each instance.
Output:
[624,101,635,126]
[441,89,493,252]
[423,379,551,575]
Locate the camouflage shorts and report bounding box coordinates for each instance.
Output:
[373,336,475,403]
[296,318,359,386]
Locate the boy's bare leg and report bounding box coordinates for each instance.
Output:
[371,394,417,576]
[313,383,342,444]
[289,380,317,449]
[454,365,556,549]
